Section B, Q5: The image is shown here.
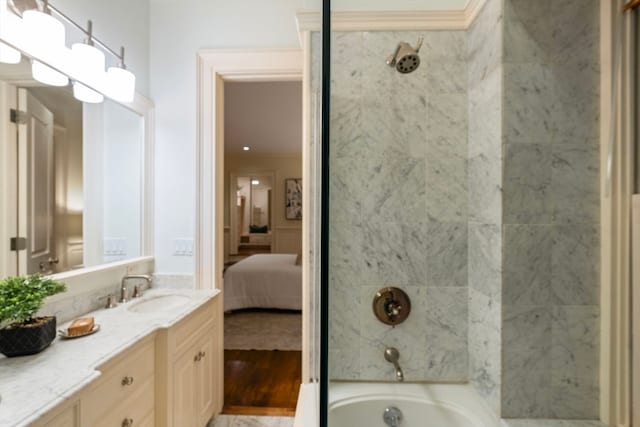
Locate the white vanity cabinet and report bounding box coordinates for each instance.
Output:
[81,335,156,427]
[156,296,223,427]
[18,292,222,427]
[30,402,80,427]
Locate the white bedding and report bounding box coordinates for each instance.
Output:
[224,254,302,312]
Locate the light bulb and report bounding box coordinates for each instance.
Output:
[32,60,68,86]
[72,43,105,80]
[22,10,66,59]
[0,0,20,63]
[73,82,103,103]
[106,66,135,103]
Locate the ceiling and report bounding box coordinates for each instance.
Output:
[224,81,302,155]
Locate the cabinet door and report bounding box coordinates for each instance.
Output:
[173,349,197,427]
[196,334,216,427]
[40,404,79,427]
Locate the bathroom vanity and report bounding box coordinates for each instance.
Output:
[0,289,223,427]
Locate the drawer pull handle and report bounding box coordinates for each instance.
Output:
[121,376,134,386]
[194,354,200,362]
[122,418,134,427]
[200,351,206,358]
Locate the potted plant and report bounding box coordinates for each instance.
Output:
[0,274,66,357]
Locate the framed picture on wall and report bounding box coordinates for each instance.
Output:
[285,178,302,220]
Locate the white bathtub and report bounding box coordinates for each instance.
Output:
[294,382,504,427]
[329,382,503,427]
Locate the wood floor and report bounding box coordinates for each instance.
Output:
[223,350,301,416]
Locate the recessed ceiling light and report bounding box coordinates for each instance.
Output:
[243,146,250,151]
[251,180,260,185]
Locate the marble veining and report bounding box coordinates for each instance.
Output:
[503,143,552,224]
[504,421,606,427]
[503,225,553,306]
[0,288,220,427]
[500,0,600,418]
[209,415,294,427]
[468,288,501,414]
[153,273,194,289]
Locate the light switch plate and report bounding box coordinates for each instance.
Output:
[173,238,194,256]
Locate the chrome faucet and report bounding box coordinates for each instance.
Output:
[120,274,152,303]
[384,347,404,382]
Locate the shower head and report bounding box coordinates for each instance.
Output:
[386,37,423,74]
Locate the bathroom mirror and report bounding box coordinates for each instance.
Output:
[230,174,274,255]
[0,56,150,278]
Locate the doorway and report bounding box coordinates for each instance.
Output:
[194,48,309,421]
[222,80,303,415]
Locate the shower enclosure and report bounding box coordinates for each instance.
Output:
[319,0,604,425]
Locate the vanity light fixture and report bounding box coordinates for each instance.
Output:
[0,0,20,63]
[31,60,68,86]
[73,80,103,103]
[106,47,135,103]
[23,6,69,86]
[0,0,137,102]
[71,21,105,103]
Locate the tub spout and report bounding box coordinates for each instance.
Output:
[384,347,404,382]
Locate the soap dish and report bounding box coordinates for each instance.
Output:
[58,324,101,340]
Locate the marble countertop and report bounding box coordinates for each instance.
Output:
[0,288,220,427]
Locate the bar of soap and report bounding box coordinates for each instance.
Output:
[67,317,95,336]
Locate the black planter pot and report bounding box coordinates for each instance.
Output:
[0,316,57,357]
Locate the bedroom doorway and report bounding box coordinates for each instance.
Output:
[222,80,303,416]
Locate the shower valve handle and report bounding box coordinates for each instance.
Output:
[385,299,402,318]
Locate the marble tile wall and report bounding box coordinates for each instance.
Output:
[467,0,503,415]
[500,0,600,419]
[322,0,600,417]
[328,30,469,382]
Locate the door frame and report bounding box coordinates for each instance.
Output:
[195,47,310,381]
[0,82,18,277]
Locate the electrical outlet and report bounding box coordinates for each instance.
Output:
[173,238,194,256]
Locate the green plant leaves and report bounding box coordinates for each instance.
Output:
[0,275,66,326]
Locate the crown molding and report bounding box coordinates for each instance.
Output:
[295,0,486,33]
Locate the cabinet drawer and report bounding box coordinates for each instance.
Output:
[93,376,154,427]
[83,338,154,423]
[173,300,215,354]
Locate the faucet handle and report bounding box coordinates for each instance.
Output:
[98,294,118,309]
[132,285,143,298]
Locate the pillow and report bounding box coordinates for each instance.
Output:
[295,253,302,265]
[249,224,268,233]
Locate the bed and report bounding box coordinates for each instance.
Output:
[223,253,302,312]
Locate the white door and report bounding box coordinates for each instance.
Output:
[18,89,56,274]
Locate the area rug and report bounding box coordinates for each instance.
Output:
[224,310,302,351]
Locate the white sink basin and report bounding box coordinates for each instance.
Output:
[127,295,191,313]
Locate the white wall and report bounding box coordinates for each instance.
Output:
[52,0,151,96]
[150,0,305,273]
